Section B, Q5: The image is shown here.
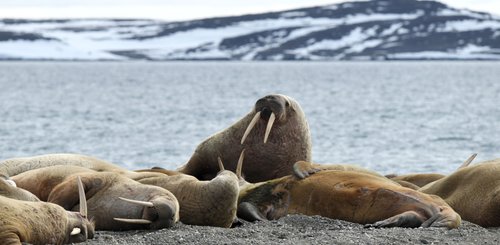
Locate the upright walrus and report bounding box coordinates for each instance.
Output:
[177,94,312,182]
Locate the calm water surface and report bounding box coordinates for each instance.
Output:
[0,61,499,174]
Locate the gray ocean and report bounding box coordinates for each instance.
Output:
[0,61,499,175]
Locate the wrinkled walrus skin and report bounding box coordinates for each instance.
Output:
[0,196,94,245]
[238,163,461,229]
[11,165,179,231]
[136,168,240,228]
[419,158,500,227]
[177,94,312,182]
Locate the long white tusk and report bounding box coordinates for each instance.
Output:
[459,153,477,169]
[217,156,225,171]
[70,227,81,235]
[118,197,154,207]
[236,149,245,178]
[113,218,152,224]
[77,176,87,219]
[241,111,261,144]
[264,112,276,144]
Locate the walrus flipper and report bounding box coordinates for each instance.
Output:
[364,211,425,228]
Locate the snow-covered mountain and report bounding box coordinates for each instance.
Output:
[1,0,500,60]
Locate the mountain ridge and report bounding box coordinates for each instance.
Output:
[1,0,500,60]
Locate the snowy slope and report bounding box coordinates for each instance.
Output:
[1,0,500,60]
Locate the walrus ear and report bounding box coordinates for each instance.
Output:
[48,176,94,210]
[237,202,267,222]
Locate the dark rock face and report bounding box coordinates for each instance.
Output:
[1,0,499,60]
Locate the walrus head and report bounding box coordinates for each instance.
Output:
[241,94,300,144]
[65,176,95,243]
[48,172,179,230]
[231,150,291,222]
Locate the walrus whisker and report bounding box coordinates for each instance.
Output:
[236,149,245,178]
[459,153,477,169]
[77,176,87,219]
[217,156,225,171]
[118,197,154,207]
[70,227,81,235]
[241,111,261,144]
[113,218,152,224]
[264,112,275,144]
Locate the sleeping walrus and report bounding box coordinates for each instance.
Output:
[235,154,461,229]
[419,157,500,227]
[177,94,312,182]
[10,165,179,231]
[0,177,94,244]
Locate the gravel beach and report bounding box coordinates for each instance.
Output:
[80,215,500,245]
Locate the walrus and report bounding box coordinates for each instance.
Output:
[385,153,477,188]
[136,158,240,228]
[0,174,40,201]
[0,177,94,244]
[419,157,500,227]
[1,153,238,228]
[234,153,461,228]
[177,94,312,182]
[11,165,180,231]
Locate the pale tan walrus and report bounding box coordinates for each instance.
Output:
[136,159,239,228]
[0,177,94,244]
[234,152,461,228]
[419,157,500,227]
[177,94,312,182]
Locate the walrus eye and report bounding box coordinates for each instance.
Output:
[260,107,272,120]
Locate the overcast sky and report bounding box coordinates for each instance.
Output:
[0,0,498,21]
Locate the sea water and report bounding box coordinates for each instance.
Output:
[0,61,499,175]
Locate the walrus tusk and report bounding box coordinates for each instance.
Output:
[113,218,153,224]
[77,176,87,219]
[241,111,261,144]
[70,227,81,235]
[236,149,245,178]
[6,179,16,187]
[264,112,275,144]
[217,156,225,171]
[458,153,477,169]
[118,197,155,207]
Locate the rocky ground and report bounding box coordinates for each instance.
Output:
[80,215,500,245]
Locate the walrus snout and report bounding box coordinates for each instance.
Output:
[260,107,273,120]
[144,197,180,229]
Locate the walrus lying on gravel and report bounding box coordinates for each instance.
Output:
[385,154,477,189]
[136,159,239,228]
[10,165,179,231]
[1,153,239,228]
[235,154,461,229]
[419,157,500,227]
[0,177,94,244]
[177,94,312,182]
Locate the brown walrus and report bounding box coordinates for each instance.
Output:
[235,154,461,228]
[11,165,179,231]
[0,177,94,244]
[177,94,312,182]
[419,157,500,227]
